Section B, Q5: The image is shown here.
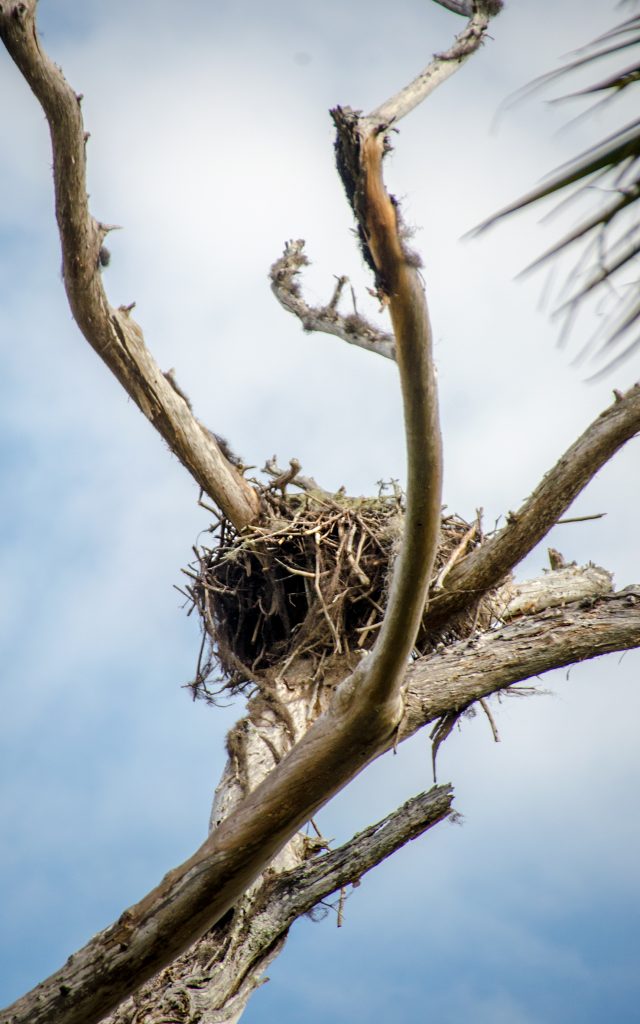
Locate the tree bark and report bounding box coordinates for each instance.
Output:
[4,3,637,1024]
[422,383,640,641]
[104,787,454,1024]
[98,570,640,1023]
[3,566,638,1024]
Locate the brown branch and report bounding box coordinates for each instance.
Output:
[101,582,640,1024]
[423,382,640,639]
[0,12,453,1023]
[0,7,443,1022]
[3,576,639,1024]
[402,585,640,737]
[105,786,454,1024]
[102,577,640,1024]
[329,108,443,703]
[0,3,564,1022]
[0,1,259,531]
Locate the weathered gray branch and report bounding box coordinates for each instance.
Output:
[367,0,502,126]
[103,578,640,1024]
[497,560,613,620]
[272,785,454,908]
[270,239,397,361]
[105,787,454,1024]
[403,584,640,737]
[423,382,640,641]
[4,566,639,1024]
[0,1,259,531]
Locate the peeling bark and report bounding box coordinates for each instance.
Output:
[100,573,640,1023]
[404,582,640,735]
[104,787,454,1024]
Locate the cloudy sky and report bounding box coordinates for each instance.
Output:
[1,1,639,1021]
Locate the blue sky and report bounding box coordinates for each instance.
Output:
[1,1,639,1021]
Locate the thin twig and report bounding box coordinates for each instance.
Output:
[479,698,500,742]
[557,512,606,524]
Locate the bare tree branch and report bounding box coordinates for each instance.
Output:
[270,239,397,362]
[367,0,503,126]
[497,561,613,620]
[0,1,260,531]
[262,454,334,496]
[98,576,640,1024]
[4,559,639,1024]
[403,585,640,737]
[8,3,612,1022]
[105,787,454,1024]
[422,382,640,641]
[328,106,443,702]
[273,786,454,909]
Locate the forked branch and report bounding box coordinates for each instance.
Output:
[105,786,455,1024]
[1,577,638,1024]
[102,573,640,1024]
[423,382,640,638]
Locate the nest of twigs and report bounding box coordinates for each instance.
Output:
[182,487,495,703]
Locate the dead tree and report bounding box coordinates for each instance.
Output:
[0,2,639,1023]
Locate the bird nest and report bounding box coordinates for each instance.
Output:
[182,489,494,703]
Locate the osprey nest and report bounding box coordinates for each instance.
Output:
[183,488,496,703]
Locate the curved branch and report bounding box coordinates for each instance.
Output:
[423,382,640,639]
[106,786,454,1024]
[3,572,639,1024]
[270,239,397,362]
[346,120,442,697]
[103,578,640,1024]
[0,1,259,530]
[0,13,460,1023]
[367,0,503,126]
